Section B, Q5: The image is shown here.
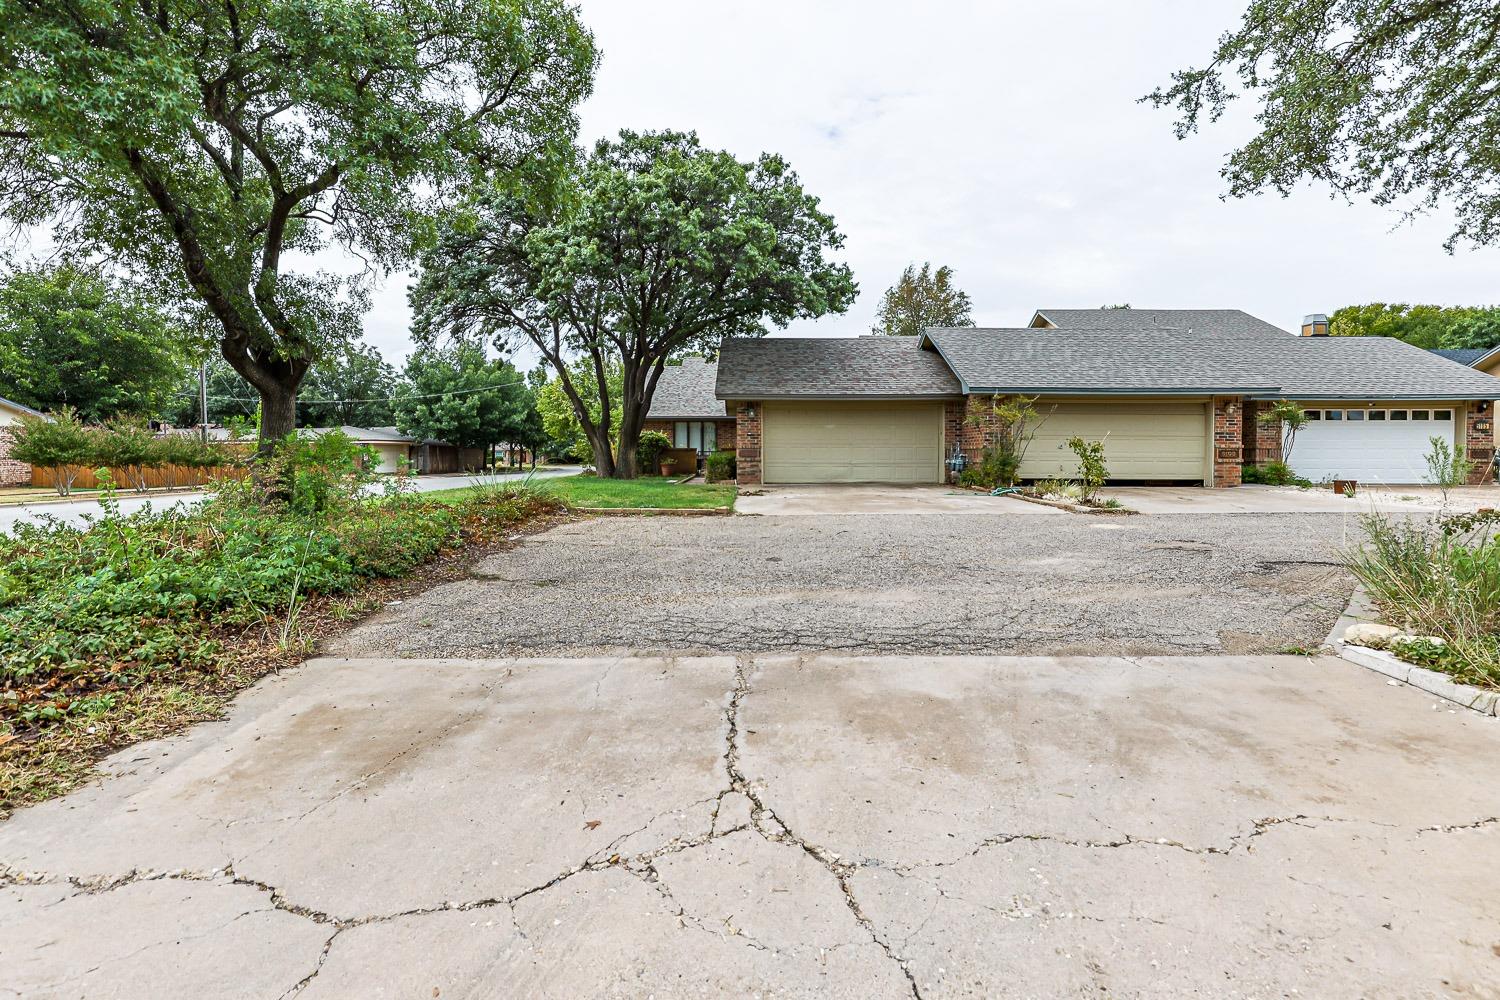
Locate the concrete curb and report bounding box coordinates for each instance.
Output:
[576,506,732,516]
[0,488,208,508]
[1325,584,1499,716]
[1001,492,1138,516]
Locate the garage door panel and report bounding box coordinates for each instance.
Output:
[1018,400,1207,481]
[1288,407,1455,484]
[763,402,943,484]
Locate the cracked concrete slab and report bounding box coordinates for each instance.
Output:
[3,652,1499,998]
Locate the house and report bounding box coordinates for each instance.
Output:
[0,395,46,487]
[1430,346,1500,450]
[659,309,1500,487]
[644,356,737,462]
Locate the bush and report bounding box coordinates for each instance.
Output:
[705,450,737,482]
[1066,436,1108,503]
[7,408,95,496]
[637,431,671,473]
[1242,461,1312,487]
[957,467,990,488]
[95,419,158,492]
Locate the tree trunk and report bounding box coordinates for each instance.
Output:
[258,382,297,457]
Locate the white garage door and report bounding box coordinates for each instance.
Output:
[1019,399,1207,482]
[1288,406,1456,484]
[762,401,943,484]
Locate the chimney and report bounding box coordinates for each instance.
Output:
[1301,313,1329,337]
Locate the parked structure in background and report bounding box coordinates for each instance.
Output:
[0,395,47,486]
[642,308,1500,488]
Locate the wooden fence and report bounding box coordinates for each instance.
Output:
[31,464,250,491]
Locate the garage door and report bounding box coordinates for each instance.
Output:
[1019,399,1207,482]
[1288,405,1456,484]
[762,401,943,483]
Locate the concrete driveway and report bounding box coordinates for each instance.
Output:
[736,484,1052,516]
[1101,483,1500,514]
[4,653,1498,998]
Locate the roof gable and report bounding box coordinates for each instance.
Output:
[646,357,728,419]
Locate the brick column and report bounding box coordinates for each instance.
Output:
[1465,403,1496,484]
[0,429,30,487]
[942,400,965,480]
[1212,396,1243,487]
[736,402,762,485]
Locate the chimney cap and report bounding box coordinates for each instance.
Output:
[1302,313,1329,325]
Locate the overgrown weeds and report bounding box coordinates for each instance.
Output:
[1344,512,1500,688]
[1,442,566,813]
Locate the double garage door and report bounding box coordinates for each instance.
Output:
[762,401,944,484]
[1288,406,1457,483]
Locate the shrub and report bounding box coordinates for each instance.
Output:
[957,467,989,488]
[1424,435,1475,505]
[7,408,95,496]
[1242,461,1312,487]
[705,450,737,482]
[1066,436,1108,503]
[1257,399,1309,462]
[637,431,671,473]
[95,419,158,492]
[968,395,1048,487]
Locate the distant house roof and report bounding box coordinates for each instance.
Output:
[307,425,416,444]
[919,328,1500,400]
[715,336,963,400]
[646,357,729,419]
[1429,347,1494,367]
[1030,308,1293,339]
[0,395,46,419]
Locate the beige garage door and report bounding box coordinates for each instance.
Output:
[763,401,944,484]
[1018,399,1207,482]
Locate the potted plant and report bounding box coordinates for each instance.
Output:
[1332,477,1357,497]
[659,456,677,477]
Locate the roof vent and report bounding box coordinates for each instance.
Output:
[1301,313,1329,337]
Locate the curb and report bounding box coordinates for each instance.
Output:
[576,506,732,517]
[1001,492,1137,516]
[0,489,208,508]
[1325,584,1499,716]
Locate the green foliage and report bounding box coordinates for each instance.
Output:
[1424,435,1476,502]
[413,128,856,478]
[1066,436,1108,503]
[299,342,397,428]
[0,264,191,421]
[956,468,988,488]
[1146,1,1500,249]
[0,0,598,449]
[871,262,973,337]
[95,420,158,492]
[1242,461,1313,488]
[1325,304,1500,351]
[6,410,95,495]
[1440,311,1500,352]
[393,344,529,459]
[969,395,1047,488]
[0,444,563,729]
[1257,398,1309,462]
[705,451,737,483]
[636,431,671,473]
[1345,514,1500,688]
[159,358,259,428]
[535,359,622,463]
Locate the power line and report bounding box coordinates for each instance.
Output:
[184,376,532,406]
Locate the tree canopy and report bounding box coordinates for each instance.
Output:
[870,262,973,336]
[0,263,192,421]
[392,344,531,457]
[412,128,856,477]
[1145,1,1500,249]
[535,357,621,463]
[0,0,597,453]
[1328,303,1500,351]
[299,342,396,428]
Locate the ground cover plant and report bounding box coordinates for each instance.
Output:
[1345,511,1500,688]
[429,474,735,511]
[0,436,566,813]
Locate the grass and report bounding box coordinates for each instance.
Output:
[428,473,736,511]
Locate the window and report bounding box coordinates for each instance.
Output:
[1390,410,1408,421]
[673,421,718,455]
[1305,410,1321,421]
[1412,409,1430,421]
[1368,410,1386,421]
[1346,410,1365,421]
[1435,409,1453,421]
[1325,410,1343,421]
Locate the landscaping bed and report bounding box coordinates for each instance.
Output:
[0,466,568,815]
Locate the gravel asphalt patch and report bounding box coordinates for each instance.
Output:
[336,511,1360,658]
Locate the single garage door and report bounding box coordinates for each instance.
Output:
[1288,405,1456,484]
[1019,399,1207,482]
[762,401,944,484]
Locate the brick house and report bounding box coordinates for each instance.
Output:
[0,395,46,487]
[658,308,1500,488]
[644,357,737,470]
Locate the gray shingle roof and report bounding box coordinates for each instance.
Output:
[646,357,729,418]
[1429,347,1491,366]
[715,336,962,400]
[921,328,1500,400]
[1031,308,1293,338]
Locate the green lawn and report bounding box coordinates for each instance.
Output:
[429,474,735,510]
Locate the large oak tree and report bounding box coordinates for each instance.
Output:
[0,0,597,454]
[412,129,857,478]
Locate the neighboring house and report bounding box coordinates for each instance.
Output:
[1429,347,1500,452]
[644,357,737,461]
[304,426,417,473]
[0,395,47,487]
[700,309,1500,488]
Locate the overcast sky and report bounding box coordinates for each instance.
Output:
[358,1,1500,364]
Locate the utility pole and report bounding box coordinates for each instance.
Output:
[198,361,208,443]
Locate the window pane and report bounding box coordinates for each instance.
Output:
[1413,410,1430,421]
[704,422,716,452]
[689,422,702,450]
[1368,411,1386,421]
[1435,409,1453,421]
[1305,410,1321,421]
[1346,410,1365,421]
[1326,410,1343,421]
[674,422,688,447]
[1390,411,1408,421]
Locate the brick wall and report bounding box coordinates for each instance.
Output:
[735,402,762,485]
[0,428,29,487]
[1465,404,1496,484]
[1241,400,1283,466]
[1212,396,1244,487]
[943,400,966,479]
[644,419,738,453]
